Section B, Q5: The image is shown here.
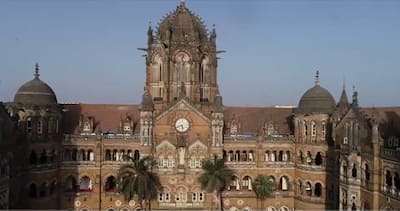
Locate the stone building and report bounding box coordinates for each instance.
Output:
[3,1,400,210]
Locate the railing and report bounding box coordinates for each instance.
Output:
[224,135,295,142]
[63,133,140,142]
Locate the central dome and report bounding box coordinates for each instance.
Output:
[298,72,336,114]
[158,1,208,43]
[14,64,57,105]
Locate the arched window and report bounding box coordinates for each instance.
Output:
[26,117,32,133]
[315,152,322,166]
[65,176,77,192]
[352,164,357,178]
[159,187,171,202]
[297,179,303,194]
[280,176,289,191]
[39,182,48,197]
[29,150,38,165]
[63,149,72,161]
[79,149,86,161]
[269,176,276,190]
[365,164,370,183]
[305,182,312,196]
[105,176,117,192]
[386,170,392,187]
[306,151,312,165]
[279,206,290,211]
[242,176,252,191]
[72,149,78,161]
[229,176,240,191]
[248,150,254,161]
[265,151,270,162]
[267,206,277,211]
[105,149,112,161]
[134,150,140,161]
[88,150,94,161]
[314,183,322,197]
[79,176,92,192]
[278,151,283,161]
[29,183,37,198]
[299,151,303,163]
[394,172,400,190]
[39,150,47,164]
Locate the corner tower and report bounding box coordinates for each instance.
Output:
[143,0,220,114]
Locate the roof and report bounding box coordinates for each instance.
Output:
[360,107,400,138]
[157,1,208,44]
[60,103,400,139]
[62,104,140,134]
[14,78,57,105]
[14,64,57,105]
[224,106,295,136]
[298,85,336,114]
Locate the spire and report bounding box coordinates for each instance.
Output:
[179,0,185,7]
[34,63,40,79]
[352,85,358,107]
[147,21,153,46]
[315,70,320,86]
[337,81,349,114]
[210,24,216,42]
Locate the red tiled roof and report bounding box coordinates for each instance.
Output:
[61,103,400,138]
[62,104,140,134]
[224,106,295,136]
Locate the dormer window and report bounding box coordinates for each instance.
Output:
[37,120,43,134]
[83,121,91,132]
[267,124,274,136]
[123,123,131,133]
[26,118,32,133]
[230,125,237,136]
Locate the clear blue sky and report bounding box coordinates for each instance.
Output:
[1,0,399,107]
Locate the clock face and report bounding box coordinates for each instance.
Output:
[175,118,189,132]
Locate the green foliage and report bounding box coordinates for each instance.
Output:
[198,156,234,211]
[253,175,274,200]
[117,155,161,209]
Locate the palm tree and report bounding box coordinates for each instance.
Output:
[117,155,161,210]
[198,155,234,211]
[253,175,274,210]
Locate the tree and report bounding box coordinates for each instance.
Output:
[253,175,274,210]
[198,156,234,211]
[117,155,161,210]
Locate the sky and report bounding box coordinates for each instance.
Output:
[1,0,399,107]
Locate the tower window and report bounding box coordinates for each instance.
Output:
[37,120,43,134]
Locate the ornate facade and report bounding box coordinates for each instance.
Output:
[2,1,400,210]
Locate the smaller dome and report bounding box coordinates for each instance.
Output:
[14,64,57,105]
[298,72,336,114]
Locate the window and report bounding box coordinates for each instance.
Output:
[314,183,322,197]
[26,118,32,133]
[83,121,91,132]
[37,120,43,134]
[192,192,205,202]
[311,122,316,136]
[280,176,289,191]
[105,176,117,192]
[79,176,92,192]
[159,191,170,202]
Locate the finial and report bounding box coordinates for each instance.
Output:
[179,0,185,7]
[34,63,40,78]
[315,70,320,85]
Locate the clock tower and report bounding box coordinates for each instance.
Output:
[138,1,224,209]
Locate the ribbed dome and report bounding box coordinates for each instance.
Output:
[158,1,208,43]
[14,64,57,105]
[298,72,335,114]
